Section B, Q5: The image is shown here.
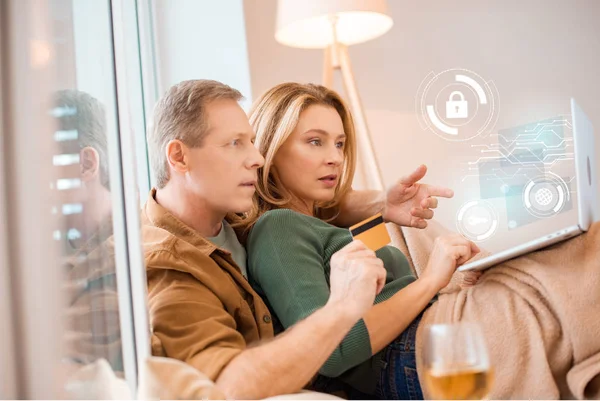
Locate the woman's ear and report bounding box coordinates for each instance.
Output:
[80,146,100,182]
[165,139,189,175]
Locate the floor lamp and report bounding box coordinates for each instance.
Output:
[275,0,393,191]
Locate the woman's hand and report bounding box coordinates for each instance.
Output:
[420,234,481,292]
[382,165,454,229]
[459,271,483,288]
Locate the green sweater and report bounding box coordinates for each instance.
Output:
[247,209,416,390]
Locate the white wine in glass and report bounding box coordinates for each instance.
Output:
[422,322,494,400]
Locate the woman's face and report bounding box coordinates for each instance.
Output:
[273,104,346,210]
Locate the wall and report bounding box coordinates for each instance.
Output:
[244,0,600,250]
[153,0,253,109]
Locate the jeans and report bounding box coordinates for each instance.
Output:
[310,312,426,400]
[376,313,424,400]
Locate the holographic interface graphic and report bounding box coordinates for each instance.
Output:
[460,117,574,238]
[416,68,575,242]
[416,68,500,142]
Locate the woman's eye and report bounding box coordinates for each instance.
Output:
[336,141,345,149]
[231,139,239,146]
[309,139,321,146]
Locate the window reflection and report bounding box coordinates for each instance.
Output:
[47,0,127,389]
[53,90,123,376]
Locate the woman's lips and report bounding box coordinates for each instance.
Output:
[318,175,338,188]
[240,181,257,189]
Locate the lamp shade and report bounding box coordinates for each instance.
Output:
[275,0,393,49]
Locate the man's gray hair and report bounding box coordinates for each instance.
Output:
[54,90,110,189]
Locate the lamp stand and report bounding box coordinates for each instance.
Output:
[322,18,384,191]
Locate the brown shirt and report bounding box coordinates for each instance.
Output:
[142,189,274,381]
[64,217,123,373]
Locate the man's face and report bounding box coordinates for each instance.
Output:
[185,99,264,214]
[55,144,111,243]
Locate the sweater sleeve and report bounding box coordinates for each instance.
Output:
[247,210,371,377]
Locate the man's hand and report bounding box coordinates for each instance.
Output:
[217,241,387,399]
[382,165,454,229]
[328,240,387,321]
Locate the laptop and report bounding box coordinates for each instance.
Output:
[459,99,599,272]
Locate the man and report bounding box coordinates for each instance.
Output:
[54,90,123,373]
[142,79,453,399]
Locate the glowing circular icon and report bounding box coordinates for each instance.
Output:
[534,187,554,206]
[522,173,570,218]
[416,68,500,142]
[456,200,499,242]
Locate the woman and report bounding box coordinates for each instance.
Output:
[242,83,480,400]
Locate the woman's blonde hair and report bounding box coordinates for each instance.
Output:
[235,83,356,236]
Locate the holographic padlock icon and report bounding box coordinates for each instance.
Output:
[446,91,468,119]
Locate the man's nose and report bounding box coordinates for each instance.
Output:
[248,145,265,169]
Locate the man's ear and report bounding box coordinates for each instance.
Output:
[165,139,189,175]
[80,146,100,182]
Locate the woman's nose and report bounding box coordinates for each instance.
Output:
[326,147,343,166]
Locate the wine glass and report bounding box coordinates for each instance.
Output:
[422,322,494,400]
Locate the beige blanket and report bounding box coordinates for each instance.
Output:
[388,221,600,400]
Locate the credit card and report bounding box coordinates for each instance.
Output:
[349,213,391,251]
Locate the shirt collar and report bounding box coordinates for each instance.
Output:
[143,188,220,256]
